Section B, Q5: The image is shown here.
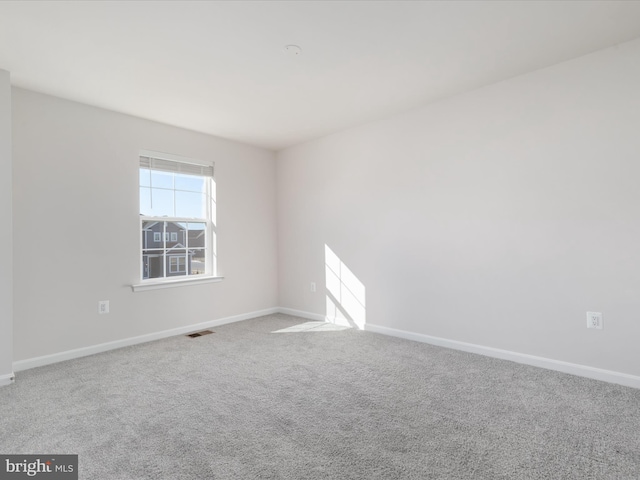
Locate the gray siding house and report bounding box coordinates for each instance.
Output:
[142,221,197,279]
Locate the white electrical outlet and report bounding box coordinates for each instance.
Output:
[310,282,316,293]
[586,311,602,329]
[98,300,110,314]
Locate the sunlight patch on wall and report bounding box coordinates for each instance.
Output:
[325,244,366,330]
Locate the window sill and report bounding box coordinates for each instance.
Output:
[131,276,224,292]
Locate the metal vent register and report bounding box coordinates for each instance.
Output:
[186,330,214,338]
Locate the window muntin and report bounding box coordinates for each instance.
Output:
[139,154,215,281]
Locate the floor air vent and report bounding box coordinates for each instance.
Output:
[187,330,214,338]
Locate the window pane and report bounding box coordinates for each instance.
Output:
[142,221,165,249]
[190,249,206,275]
[150,170,173,189]
[188,223,206,248]
[140,187,152,215]
[167,249,187,276]
[140,168,151,187]
[140,188,174,217]
[142,250,164,279]
[175,174,205,193]
[175,191,205,218]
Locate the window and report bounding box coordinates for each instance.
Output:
[139,153,215,281]
[169,256,186,273]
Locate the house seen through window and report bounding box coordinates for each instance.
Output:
[139,154,215,281]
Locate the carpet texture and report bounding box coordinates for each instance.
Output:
[1,313,640,479]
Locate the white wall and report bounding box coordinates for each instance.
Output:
[0,70,13,385]
[277,38,640,377]
[12,88,278,362]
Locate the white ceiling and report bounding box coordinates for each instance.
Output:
[1,1,640,151]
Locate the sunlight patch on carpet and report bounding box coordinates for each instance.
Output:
[272,321,352,333]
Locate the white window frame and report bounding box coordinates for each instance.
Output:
[170,232,178,242]
[132,150,222,292]
[153,232,161,242]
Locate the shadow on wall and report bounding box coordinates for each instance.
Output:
[325,244,366,330]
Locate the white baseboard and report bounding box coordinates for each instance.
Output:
[0,372,15,387]
[365,323,640,390]
[12,305,640,390]
[13,307,280,372]
[277,307,328,322]
[277,308,363,330]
